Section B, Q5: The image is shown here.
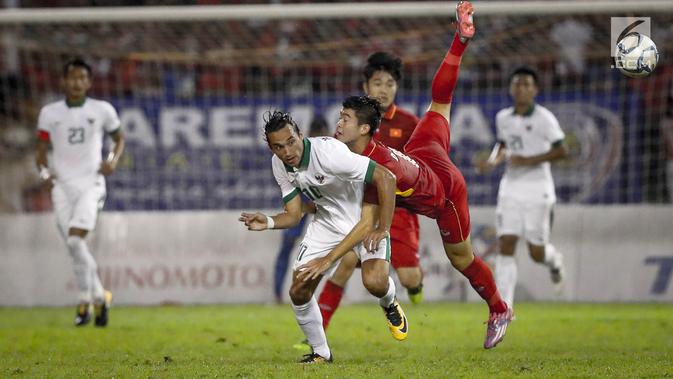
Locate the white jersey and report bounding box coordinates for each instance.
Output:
[38,98,120,183]
[272,136,375,246]
[495,104,565,203]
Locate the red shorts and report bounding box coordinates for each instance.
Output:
[405,111,471,244]
[389,207,420,269]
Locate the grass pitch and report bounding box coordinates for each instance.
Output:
[1,302,672,378]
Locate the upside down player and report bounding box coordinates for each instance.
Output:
[298,0,513,349]
[315,51,424,339]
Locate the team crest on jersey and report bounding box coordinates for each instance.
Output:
[315,174,325,184]
[525,125,533,131]
[87,118,95,125]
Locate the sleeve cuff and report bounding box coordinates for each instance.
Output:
[282,188,300,203]
[365,159,376,184]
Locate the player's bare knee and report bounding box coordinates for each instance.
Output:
[288,282,312,305]
[398,268,422,289]
[528,244,545,263]
[362,274,388,298]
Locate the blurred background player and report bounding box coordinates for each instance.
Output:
[273,116,329,304]
[35,58,124,327]
[476,66,568,309]
[316,51,423,336]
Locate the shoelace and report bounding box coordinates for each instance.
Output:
[385,304,402,326]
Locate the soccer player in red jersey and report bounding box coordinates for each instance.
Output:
[299,0,513,349]
[315,52,424,336]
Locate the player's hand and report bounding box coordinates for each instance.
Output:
[509,155,533,166]
[297,256,333,282]
[238,212,270,231]
[475,158,495,174]
[363,228,389,253]
[98,160,117,176]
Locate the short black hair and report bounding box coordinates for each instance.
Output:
[342,96,382,136]
[363,51,402,82]
[509,66,539,85]
[308,115,329,137]
[263,110,301,140]
[63,58,92,78]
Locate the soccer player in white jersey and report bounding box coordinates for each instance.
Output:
[477,66,568,309]
[239,111,404,364]
[35,58,125,327]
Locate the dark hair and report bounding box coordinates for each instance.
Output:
[63,58,92,78]
[308,115,329,137]
[363,51,402,82]
[263,110,301,140]
[342,96,382,136]
[509,66,538,85]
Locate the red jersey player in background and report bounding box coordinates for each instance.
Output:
[299,0,513,349]
[314,52,424,338]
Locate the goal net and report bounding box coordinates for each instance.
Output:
[1,1,671,211]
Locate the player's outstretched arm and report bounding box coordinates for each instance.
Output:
[239,194,303,231]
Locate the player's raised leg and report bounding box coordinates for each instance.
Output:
[428,1,512,349]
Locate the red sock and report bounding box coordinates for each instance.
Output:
[460,256,508,314]
[431,32,468,104]
[317,280,344,330]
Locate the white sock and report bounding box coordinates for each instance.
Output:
[91,270,105,303]
[378,277,396,308]
[292,297,330,359]
[494,254,517,309]
[543,244,560,269]
[66,236,96,303]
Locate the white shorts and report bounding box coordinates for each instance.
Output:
[292,235,391,274]
[52,176,106,235]
[495,197,553,246]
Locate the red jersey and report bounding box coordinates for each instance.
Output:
[363,140,446,219]
[374,104,420,151]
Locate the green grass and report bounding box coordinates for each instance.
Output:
[1,303,672,378]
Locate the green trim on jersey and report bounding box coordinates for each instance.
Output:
[551,139,564,148]
[385,234,391,261]
[299,138,311,168]
[66,97,87,108]
[512,103,535,117]
[365,159,376,184]
[282,188,300,203]
[283,138,311,172]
